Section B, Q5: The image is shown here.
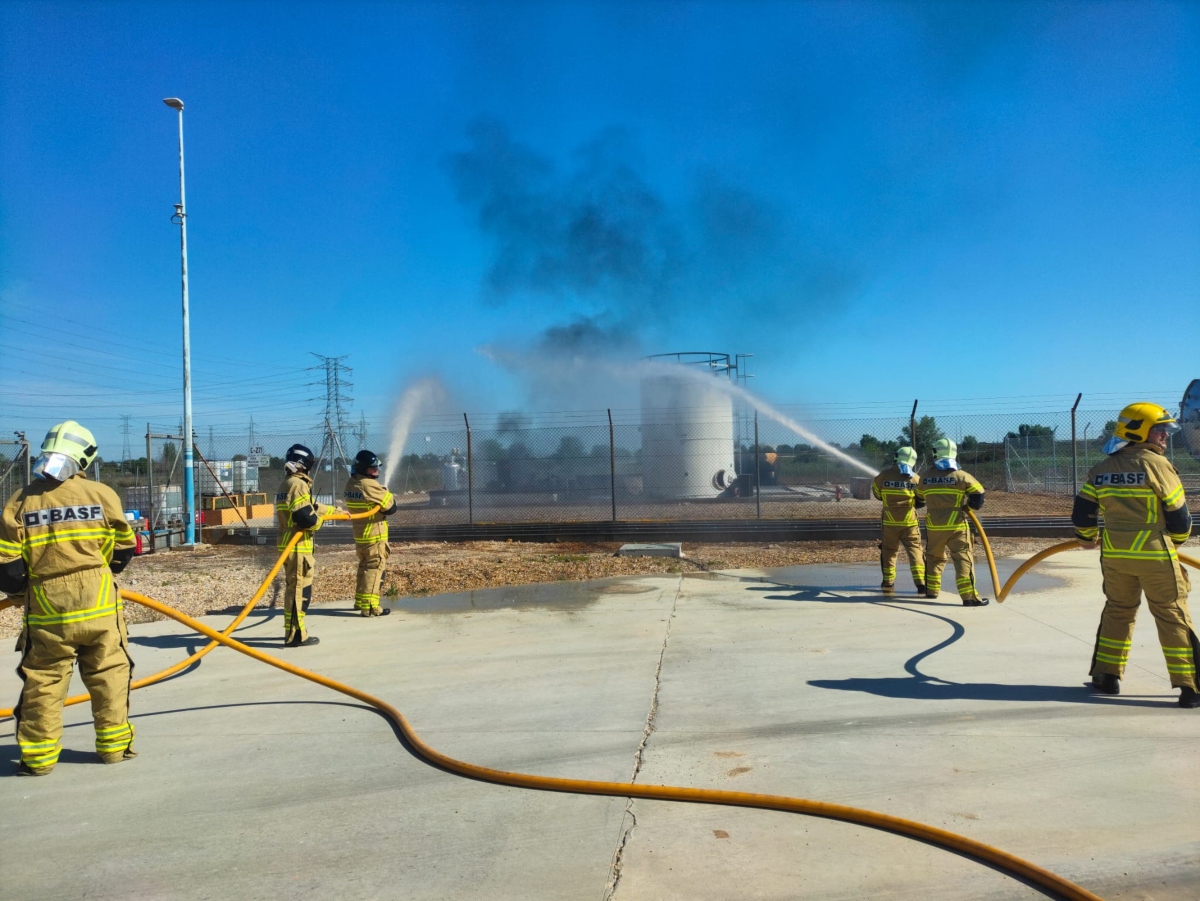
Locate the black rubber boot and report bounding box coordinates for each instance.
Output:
[880,581,894,593]
[915,583,926,595]
[286,635,320,647]
[1091,673,1120,695]
[1179,686,1200,708]
[962,597,990,607]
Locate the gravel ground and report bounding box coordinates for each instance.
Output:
[0,535,1084,640]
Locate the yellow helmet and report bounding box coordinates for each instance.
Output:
[933,437,957,461]
[1114,403,1179,443]
[41,420,98,468]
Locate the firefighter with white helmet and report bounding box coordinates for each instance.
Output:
[915,438,989,606]
[0,421,138,775]
[344,450,397,617]
[871,446,926,594]
[1073,402,1198,707]
[275,443,331,647]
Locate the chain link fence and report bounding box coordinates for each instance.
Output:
[3,402,1198,542]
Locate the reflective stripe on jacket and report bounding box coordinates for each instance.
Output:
[344,475,393,544]
[0,473,134,625]
[915,469,984,531]
[275,472,318,553]
[871,464,921,527]
[1077,444,1190,561]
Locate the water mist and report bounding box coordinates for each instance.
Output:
[382,377,449,487]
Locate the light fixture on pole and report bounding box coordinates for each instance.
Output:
[164,96,196,546]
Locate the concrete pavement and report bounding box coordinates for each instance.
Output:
[2,552,1198,900]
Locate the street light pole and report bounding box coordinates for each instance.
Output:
[164,97,195,545]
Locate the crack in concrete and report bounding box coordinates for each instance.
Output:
[602,577,682,901]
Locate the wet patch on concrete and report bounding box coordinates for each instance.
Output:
[393,575,659,614]
[756,561,1067,596]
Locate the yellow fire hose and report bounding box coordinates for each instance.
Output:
[0,507,376,719]
[12,513,1200,899]
[117,588,1105,901]
[966,510,1200,601]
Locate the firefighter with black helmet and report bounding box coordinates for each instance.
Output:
[0,421,138,775]
[1072,402,1198,707]
[916,438,990,606]
[871,446,926,594]
[344,450,397,617]
[275,443,330,647]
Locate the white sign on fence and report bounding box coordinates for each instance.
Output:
[247,447,268,468]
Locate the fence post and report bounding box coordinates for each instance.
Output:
[146,426,156,554]
[463,413,473,525]
[608,409,617,522]
[910,399,918,456]
[1070,393,1082,496]
[18,432,30,486]
[754,409,761,520]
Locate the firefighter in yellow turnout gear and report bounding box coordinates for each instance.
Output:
[1072,403,1198,708]
[916,438,989,606]
[871,446,926,593]
[275,443,331,647]
[0,421,138,775]
[344,450,397,616]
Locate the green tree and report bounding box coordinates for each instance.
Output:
[899,416,944,461]
[960,435,979,451]
[1006,424,1054,449]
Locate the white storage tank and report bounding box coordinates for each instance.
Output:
[640,355,738,499]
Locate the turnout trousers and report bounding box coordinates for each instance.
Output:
[354,541,390,613]
[880,524,924,587]
[14,571,135,772]
[283,552,314,644]
[1091,557,1199,691]
[924,526,980,600]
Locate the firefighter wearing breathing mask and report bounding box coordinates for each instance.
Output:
[344,450,397,617]
[871,446,926,594]
[915,438,989,606]
[1072,403,1198,708]
[275,443,332,647]
[0,421,138,776]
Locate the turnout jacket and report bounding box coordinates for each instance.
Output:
[0,473,136,625]
[1073,443,1191,562]
[343,475,395,545]
[871,464,922,527]
[275,471,325,553]
[916,469,985,532]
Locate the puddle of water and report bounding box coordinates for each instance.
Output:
[394,576,659,614]
[754,562,1066,596]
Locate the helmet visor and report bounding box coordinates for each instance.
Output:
[1151,421,1181,436]
[32,452,80,482]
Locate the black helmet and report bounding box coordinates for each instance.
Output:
[353,450,381,475]
[285,443,316,472]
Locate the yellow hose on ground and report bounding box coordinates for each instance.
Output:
[0,507,377,720]
[964,509,1200,602]
[118,588,1106,901]
[966,509,1002,601]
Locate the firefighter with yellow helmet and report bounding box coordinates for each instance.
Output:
[1072,402,1198,707]
[275,443,331,647]
[871,446,926,594]
[0,421,138,775]
[916,438,990,606]
[344,450,397,616]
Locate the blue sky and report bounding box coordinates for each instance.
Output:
[1,0,1197,454]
